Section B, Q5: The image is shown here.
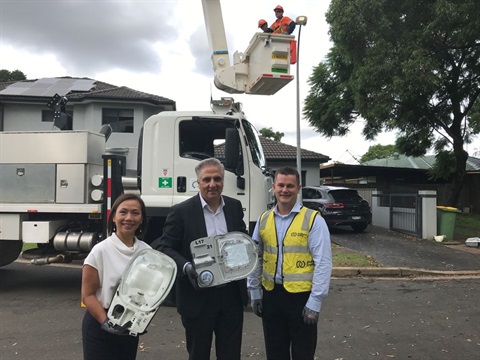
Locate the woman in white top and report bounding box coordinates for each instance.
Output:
[81,193,151,360]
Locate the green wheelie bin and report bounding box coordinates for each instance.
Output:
[436,206,461,241]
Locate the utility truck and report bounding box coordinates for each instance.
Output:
[0,0,297,267]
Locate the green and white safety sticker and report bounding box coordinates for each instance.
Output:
[158,177,172,188]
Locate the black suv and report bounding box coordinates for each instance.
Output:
[302,186,372,232]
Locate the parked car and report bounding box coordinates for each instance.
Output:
[302,186,372,232]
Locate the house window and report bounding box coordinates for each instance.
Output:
[42,110,55,122]
[102,108,134,133]
[42,109,73,130]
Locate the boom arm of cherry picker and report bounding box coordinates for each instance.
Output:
[201,0,296,95]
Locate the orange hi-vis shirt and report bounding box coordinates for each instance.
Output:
[270,16,294,34]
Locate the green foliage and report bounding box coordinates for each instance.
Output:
[304,0,480,205]
[259,127,284,141]
[360,144,399,163]
[0,69,27,82]
[428,151,456,181]
[453,213,480,240]
[304,48,357,138]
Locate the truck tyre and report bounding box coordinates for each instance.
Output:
[0,240,22,267]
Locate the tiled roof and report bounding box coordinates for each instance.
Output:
[66,80,174,105]
[215,136,329,163]
[259,137,330,162]
[0,77,175,106]
[363,154,480,171]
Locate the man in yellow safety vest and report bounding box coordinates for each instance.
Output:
[247,167,332,360]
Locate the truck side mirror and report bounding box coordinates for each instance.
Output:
[224,128,243,176]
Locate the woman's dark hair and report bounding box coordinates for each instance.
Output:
[107,193,148,239]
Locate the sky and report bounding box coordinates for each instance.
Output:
[1,0,479,164]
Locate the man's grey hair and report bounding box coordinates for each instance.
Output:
[195,158,225,177]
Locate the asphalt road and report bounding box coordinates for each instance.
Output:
[1,260,479,360]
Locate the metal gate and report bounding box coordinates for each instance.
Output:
[389,193,422,237]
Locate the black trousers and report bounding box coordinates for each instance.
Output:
[181,282,244,360]
[262,285,317,360]
[82,310,139,360]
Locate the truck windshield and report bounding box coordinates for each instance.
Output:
[241,120,266,169]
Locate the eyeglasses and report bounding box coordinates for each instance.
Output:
[274,10,283,13]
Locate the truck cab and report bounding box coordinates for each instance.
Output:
[139,98,274,240]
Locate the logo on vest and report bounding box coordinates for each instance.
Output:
[290,232,308,238]
[296,260,314,268]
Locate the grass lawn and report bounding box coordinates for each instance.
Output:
[331,243,380,267]
[453,212,480,241]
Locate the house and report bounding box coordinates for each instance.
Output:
[320,154,480,213]
[0,77,176,169]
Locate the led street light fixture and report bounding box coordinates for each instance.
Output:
[107,249,177,336]
[190,231,258,288]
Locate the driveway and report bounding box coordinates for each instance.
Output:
[329,225,480,272]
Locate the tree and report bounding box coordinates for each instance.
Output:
[259,127,284,142]
[304,0,480,206]
[360,144,399,163]
[0,69,27,82]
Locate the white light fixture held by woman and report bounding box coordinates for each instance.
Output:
[107,249,177,336]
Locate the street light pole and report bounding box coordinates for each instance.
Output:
[295,16,307,200]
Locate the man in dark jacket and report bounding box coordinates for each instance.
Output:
[153,158,247,360]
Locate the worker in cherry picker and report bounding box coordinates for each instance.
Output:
[258,19,273,33]
[270,5,296,35]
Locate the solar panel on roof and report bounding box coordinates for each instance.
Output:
[0,82,31,95]
[74,79,95,91]
[30,82,52,88]
[5,82,32,88]
[0,78,95,97]
[0,87,26,95]
[37,78,58,84]
[22,88,52,96]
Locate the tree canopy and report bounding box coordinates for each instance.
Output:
[304,0,480,206]
[0,69,27,82]
[259,127,284,142]
[360,144,399,163]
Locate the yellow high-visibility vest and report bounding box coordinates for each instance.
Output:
[259,207,318,292]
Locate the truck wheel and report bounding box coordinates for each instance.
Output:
[0,240,22,267]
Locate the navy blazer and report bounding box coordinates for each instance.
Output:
[153,194,248,318]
